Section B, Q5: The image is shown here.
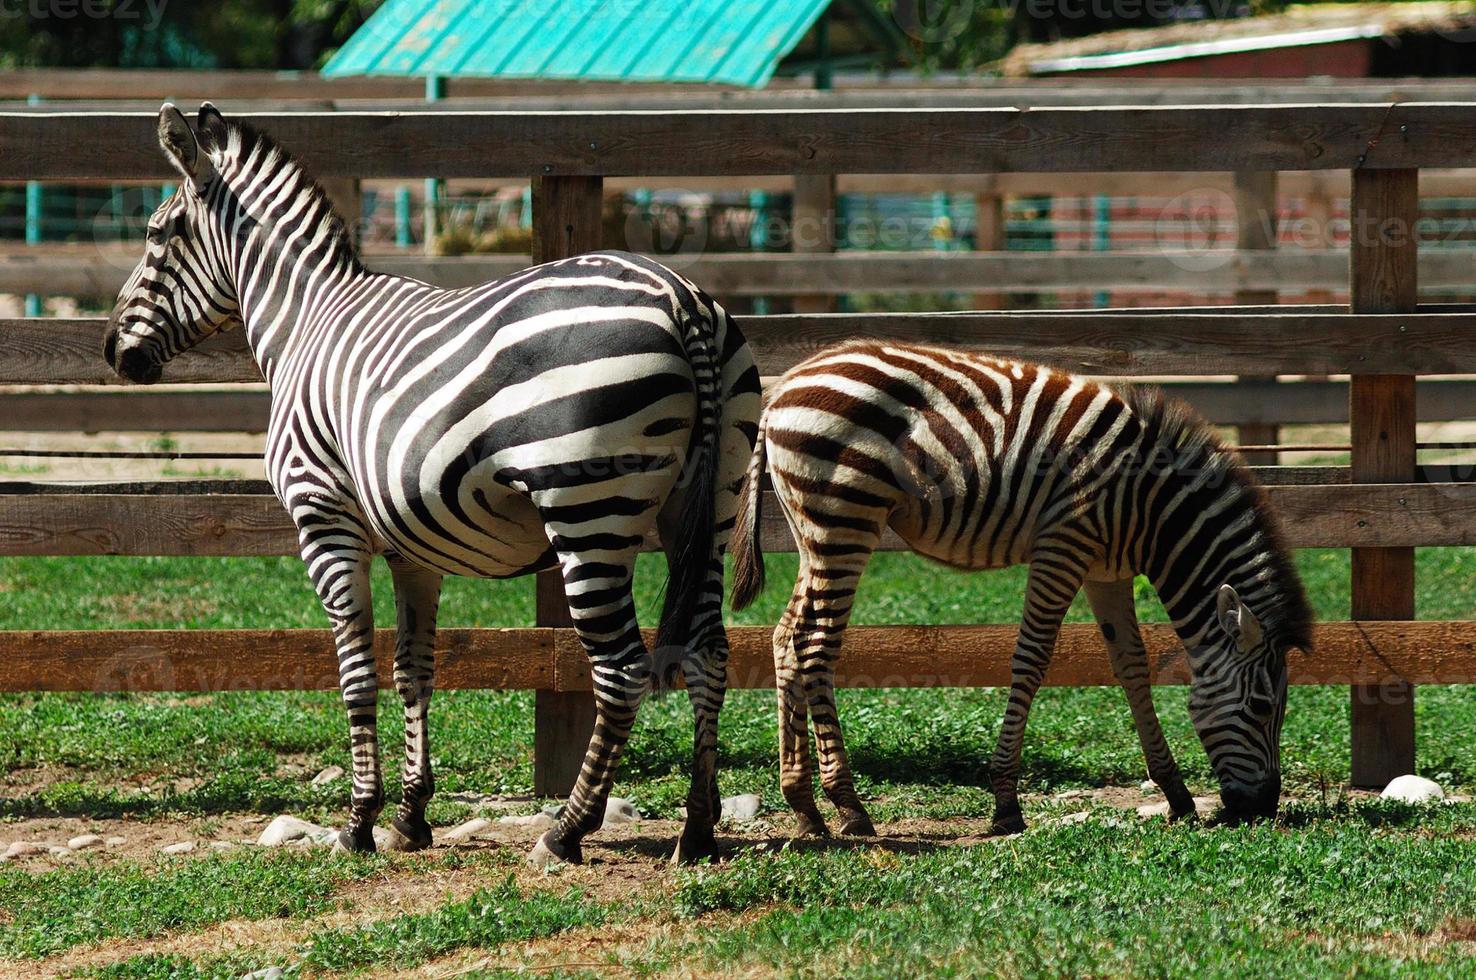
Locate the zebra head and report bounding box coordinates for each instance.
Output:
[1189,584,1289,822]
[104,103,240,385]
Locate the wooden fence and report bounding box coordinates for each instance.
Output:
[3,102,1475,794]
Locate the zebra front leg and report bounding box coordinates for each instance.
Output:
[384,559,442,852]
[1083,578,1195,820]
[297,524,382,853]
[529,554,646,868]
[773,584,827,838]
[989,551,1087,835]
[672,556,728,864]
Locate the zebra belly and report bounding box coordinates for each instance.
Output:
[361,479,556,579]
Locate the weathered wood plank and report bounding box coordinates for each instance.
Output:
[6,621,1476,694]
[6,379,1476,433]
[1348,167,1420,788]
[554,622,1476,691]
[3,482,1475,557]
[6,104,1476,180]
[529,173,603,797]
[12,311,1476,384]
[0,389,272,432]
[0,628,554,693]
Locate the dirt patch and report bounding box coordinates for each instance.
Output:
[0,813,272,868]
[1440,918,1476,944]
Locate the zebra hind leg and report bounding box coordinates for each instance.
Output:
[794,559,875,837]
[774,581,827,838]
[670,553,729,864]
[529,552,646,868]
[989,549,1088,836]
[384,559,443,851]
[1083,577,1196,820]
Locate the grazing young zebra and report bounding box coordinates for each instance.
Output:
[731,341,1311,836]
[104,103,761,867]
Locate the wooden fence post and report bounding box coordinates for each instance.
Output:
[974,189,1006,311]
[792,174,836,313]
[1348,167,1418,788]
[529,175,603,797]
[1234,171,1279,465]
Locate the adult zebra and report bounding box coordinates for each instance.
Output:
[104,103,761,867]
[731,341,1311,836]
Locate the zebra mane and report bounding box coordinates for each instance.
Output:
[197,119,364,272]
[1124,384,1314,653]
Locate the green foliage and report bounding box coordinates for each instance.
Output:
[0,849,385,959]
[0,0,384,70]
[663,804,1476,975]
[300,876,606,971]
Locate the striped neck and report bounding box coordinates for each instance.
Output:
[1129,396,1310,657]
[203,123,366,383]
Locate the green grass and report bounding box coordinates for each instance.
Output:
[0,849,391,960]
[74,803,1476,978]
[4,548,1476,974]
[652,801,1476,977]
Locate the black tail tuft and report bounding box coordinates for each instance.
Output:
[653,325,721,686]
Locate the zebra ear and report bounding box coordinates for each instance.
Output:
[197,102,227,151]
[1216,584,1264,652]
[157,102,212,192]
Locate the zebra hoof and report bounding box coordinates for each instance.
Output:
[793,810,830,839]
[670,828,719,865]
[385,816,433,852]
[333,827,377,854]
[528,830,581,869]
[990,812,1026,837]
[837,810,877,837]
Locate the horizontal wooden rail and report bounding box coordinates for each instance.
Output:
[6,622,1475,693]
[11,378,1476,433]
[3,482,1474,557]
[6,104,1476,180]
[8,74,1476,106]
[10,310,1476,383]
[5,69,1476,103]
[12,248,1476,300]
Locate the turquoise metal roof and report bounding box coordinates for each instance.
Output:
[322,0,832,88]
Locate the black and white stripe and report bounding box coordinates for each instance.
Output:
[105,103,761,866]
[731,341,1311,834]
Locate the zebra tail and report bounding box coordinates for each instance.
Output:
[652,315,723,680]
[729,412,767,613]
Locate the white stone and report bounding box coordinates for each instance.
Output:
[241,969,286,980]
[310,765,344,787]
[720,794,762,823]
[67,834,104,851]
[1058,811,1092,825]
[442,818,493,842]
[1381,774,1445,804]
[161,841,195,855]
[47,846,73,858]
[1137,797,1217,820]
[602,797,641,827]
[104,836,126,847]
[257,815,333,848]
[1140,780,1157,794]
[210,841,236,851]
[2,841,42,861]
[498,812,557,832]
